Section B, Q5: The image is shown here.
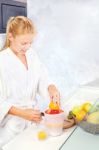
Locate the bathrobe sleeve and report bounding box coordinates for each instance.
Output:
[0,70,14,123]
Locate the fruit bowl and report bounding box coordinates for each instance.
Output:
[78,120,99,134]
[78,100,99,134]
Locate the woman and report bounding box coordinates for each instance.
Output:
[0,16,60,148]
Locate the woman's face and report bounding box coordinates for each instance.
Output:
[9,33,34,55]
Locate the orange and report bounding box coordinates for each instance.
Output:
[49,101,59,110]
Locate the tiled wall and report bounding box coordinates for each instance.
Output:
[0,0,99,100]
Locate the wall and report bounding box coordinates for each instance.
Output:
[0,34,5,49]
[13,0,27,2]
[27,0,99,99]
[2,0,27,2]
[0,0,99,101]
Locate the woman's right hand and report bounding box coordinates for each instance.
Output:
[8,106,42,123]
[21,108,42,122]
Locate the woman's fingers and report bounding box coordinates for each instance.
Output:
[48,85,60,102]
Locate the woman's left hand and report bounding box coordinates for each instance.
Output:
[48,84,60,105]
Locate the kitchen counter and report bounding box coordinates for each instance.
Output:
[60,126,99,150]
[2,124,76,150]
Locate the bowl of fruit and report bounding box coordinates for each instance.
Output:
[79,100,99,134]
[67,101,99,134]
[78,111,99,134]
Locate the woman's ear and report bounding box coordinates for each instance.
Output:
[8,33,14,41]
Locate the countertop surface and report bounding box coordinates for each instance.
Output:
[2,124,76,150]
[60,126,99,150]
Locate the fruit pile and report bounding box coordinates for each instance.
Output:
[67,102,92,122]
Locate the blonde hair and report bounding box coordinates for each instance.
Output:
[2,16,36,50]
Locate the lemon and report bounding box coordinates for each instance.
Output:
[72,105,82,116]
[37,131,47,140]
[76,110,86,121]
[82,102,92,113]
[49,101,59,110]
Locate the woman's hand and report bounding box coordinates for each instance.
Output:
[8,106,42,123]
[48,84,60,105]
[20,108,42,122]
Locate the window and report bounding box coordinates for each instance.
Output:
[0,0,27,33]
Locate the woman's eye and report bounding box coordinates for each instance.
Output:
[21,42,32,46]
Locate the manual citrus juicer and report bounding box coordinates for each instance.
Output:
[43,100,65,136]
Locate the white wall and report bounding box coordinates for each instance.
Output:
[27,0,99,99]
[0,34,5,49]
[0,0,99,101]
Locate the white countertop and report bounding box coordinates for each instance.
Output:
[2,124,76,150]
[60,127,99,150]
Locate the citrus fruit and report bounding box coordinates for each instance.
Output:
[37,131,47,140]
[75,110,86,121]
[72,105,82,116]
[49,101,59,110]
[82,102,92,112]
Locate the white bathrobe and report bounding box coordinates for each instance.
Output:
[0,47,52,147]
